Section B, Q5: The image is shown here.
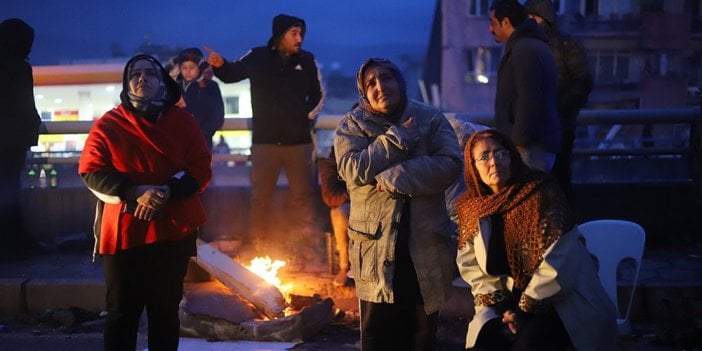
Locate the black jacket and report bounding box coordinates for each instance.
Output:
[494,19,561,152]
[213,46,323,145]
[547,30,593,132]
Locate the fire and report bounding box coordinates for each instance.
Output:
[244,256,294,302]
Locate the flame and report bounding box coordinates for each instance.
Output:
[244,256,294,303]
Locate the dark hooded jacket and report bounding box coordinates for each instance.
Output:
[0,18,41,150]
[213,14,323,145]
[494,18,561,152]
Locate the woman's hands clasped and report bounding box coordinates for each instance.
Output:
[134,185,170,221]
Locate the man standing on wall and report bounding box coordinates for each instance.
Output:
[205,14,324,268]
[489,0,561,172]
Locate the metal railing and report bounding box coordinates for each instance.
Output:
[30,107,702,188]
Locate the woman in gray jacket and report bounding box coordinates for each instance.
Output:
[334,57,462,351]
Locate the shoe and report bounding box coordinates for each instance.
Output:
[333,267,352,287]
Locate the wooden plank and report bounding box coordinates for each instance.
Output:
[194,241,287,319]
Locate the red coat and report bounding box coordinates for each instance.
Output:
[79,104,212,254]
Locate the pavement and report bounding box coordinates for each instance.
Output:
[1,241,702,350]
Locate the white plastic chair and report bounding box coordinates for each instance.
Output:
[578,219,646,335]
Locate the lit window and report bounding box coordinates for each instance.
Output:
[465,47,501,84]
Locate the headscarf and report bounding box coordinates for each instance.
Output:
[356,57,408,118]
[267,14,306,50]
[119,54,180,119]
[456,129,573,289]
[0,18,34,60]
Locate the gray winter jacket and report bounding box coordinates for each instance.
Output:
[334,99,462,314]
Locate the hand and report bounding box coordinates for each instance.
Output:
[204,45,224,68]
[134,186,170,221]
[502,310,520,335]
[175,97,187,108]
[375,182,385,192]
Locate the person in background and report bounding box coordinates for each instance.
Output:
[0,18,41,260]
[205,14,324,267]
[78,54,212,351]
[213,134,231,155]
[444,115,489,230]
[334,57,461,350]
[524,0,593,205]
[455,129,616,350]
[489,0,561,172]
[317,146,351,287]
[168,48,225,151]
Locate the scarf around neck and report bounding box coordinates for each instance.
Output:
[456,174,573,289]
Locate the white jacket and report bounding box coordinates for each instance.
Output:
[456,218,618,350]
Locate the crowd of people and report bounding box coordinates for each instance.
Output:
[5,1,618,349]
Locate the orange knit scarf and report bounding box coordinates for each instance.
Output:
[456,175,573,289]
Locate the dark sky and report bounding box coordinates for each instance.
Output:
[5,0,437,74]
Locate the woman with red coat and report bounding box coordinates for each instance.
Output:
[78,54,212,351]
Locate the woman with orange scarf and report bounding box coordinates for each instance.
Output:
[456,129,616,350]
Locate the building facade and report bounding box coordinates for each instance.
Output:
[424,0,702,112]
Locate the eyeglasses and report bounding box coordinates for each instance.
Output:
[474,149,510,163]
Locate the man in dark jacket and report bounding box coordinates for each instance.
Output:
[0,18,41,260]
[525,0,593,204]
[205,14,324,267]
[490,0,560,172]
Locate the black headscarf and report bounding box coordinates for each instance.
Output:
[119,54,181,119]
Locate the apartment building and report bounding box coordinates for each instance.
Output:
[423,0,702,112]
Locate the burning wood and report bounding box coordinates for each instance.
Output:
[193,240,287,319]
[179,297,334,342]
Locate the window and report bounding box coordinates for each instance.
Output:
[467,0,489,17]
[589,50,631,83]
[225,96,239,115]
[593,0,633,18]
[465,47,502,84]
[585,0,599,17]
[685,56,701,88]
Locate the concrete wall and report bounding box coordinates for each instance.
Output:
[20,184,332,246]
